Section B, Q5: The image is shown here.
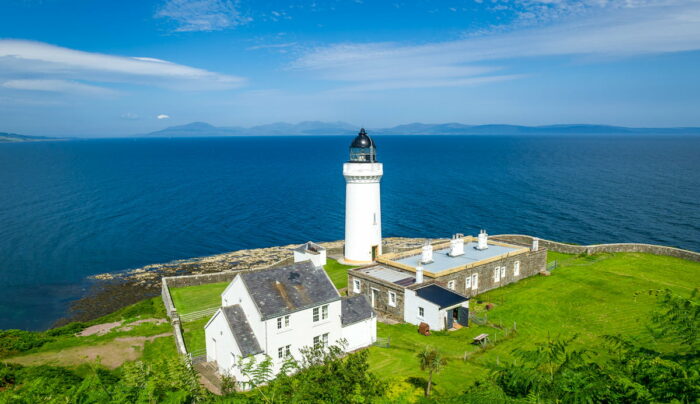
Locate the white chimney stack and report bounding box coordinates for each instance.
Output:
[448,234,464,257]
[421,241,433,264]
[476,229,489,250]
[532,237,539,252]
[415,265,424,284]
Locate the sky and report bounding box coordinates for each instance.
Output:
[1,0,700,136]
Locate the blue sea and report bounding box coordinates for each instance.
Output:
[1,135,699,330]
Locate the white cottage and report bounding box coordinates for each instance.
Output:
[292,241,327,267]
[204,261,376,388]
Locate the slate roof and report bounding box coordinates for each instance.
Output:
[221,305,263,357]
[292,241,326,255]
[415,284,469,309]
[341,295,375,326]
[240,260,340,320]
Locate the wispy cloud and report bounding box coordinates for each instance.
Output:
[0,40,246,94]
[157,114,171,119]
[2,79,118,96]
[155,0,251,32]
[291,0,700,91]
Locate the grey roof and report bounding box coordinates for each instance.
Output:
[415,284,469,309]
[221,305,263,357]
[395,241,520,274]
[341,295,375,326]
[357,265,415,286]
[240,260,340,320]
[292,241,326,255]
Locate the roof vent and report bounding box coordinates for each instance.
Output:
[476,229,489,250]
[448,234,464,257]
[416,265,424,284]
[421,241,433,264]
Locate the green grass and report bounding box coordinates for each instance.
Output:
[182,317,209,353]
[323,258,356,290]
[170,281,229,315]
[367,251,700,396]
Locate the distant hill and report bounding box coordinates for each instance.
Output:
[0,132,60,142]
[142,122,700,137]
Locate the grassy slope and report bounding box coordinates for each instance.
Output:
[367,252,700,396]
[324,258,355,290]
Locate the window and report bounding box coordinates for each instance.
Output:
[514,261,520,276]
[277,345,291,359]
[313,307,320,322]
[353,279,361,293]
[500,266,506,279]
[418,307,425,318]
[388,291,397,307]
[322,305,329,320]
[313,305,329,322]
[313,333,329,347]
[447,280,456,290]
[494,268,500,282]
[277,315,290,329]
[465,276,472,289]
[471,273,478,289]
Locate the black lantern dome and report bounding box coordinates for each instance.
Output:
[349,128,377,163]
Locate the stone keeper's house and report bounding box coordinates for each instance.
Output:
[348,231,546,331]
[204,261,376,388]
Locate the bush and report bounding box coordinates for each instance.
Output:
[45,322,87,337]
[0,330,50,358]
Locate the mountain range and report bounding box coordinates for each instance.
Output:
[142,121,700,137]
[0,132,61,142]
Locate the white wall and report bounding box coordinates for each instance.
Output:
[403,289,443,331]
[293,250,327,267]
[341,316,377,351]
[205,309,241,377]
[344,162,383,263]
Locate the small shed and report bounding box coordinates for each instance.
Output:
[292,241,327,267]
[404,284,469,331]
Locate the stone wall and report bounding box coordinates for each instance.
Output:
[492,234,700,262]
[432,248,547,298]
[348,270,406,322]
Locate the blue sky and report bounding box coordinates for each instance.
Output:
[1,0,700,136]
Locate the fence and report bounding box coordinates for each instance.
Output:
[180,307,219,322]
[373,337,391,348]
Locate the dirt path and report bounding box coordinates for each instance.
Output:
[5,333,172,369]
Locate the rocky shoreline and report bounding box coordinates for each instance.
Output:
[57,237,439,327]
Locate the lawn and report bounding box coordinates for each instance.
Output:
[366,252,700,396]
[170,281,229,315]
[324,258,356,290]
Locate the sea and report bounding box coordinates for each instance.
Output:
[1,135,699,330]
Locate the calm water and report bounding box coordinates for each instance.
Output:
[1,135,699,330]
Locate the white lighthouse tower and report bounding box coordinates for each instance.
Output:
[343,128,383,264]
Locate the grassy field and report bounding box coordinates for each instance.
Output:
[323,258,355,290]
[366,252,700,395]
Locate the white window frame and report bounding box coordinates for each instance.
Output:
[471,273,478,289]
[465,276,471,290]
[284,345,291,358]
[314,333,329,347]
[388,291,397,307]
[514,261,520,276]
[321,304,329,320]
[447,280,456,290]
[353,279,361,293]
[277,346,284,359]
[313,307,320,322]
[277,317,283,329]
[500,266,506,279]
[418,307,425,318]
[277,314,290,329]
[494,268,500,282]
[322,333,329,346]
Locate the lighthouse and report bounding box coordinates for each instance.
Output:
[343,128,383,264]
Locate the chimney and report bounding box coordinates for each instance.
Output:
[415,265,424,284]
[476,229,489,250]
[448,234,464,257]
[532,237,539,252]
[421,241,433,264]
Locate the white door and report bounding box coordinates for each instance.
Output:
[371,288,379,307]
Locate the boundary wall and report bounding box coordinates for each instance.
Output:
[492,234,700,263]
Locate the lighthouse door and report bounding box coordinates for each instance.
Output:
[371,245,378,260]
